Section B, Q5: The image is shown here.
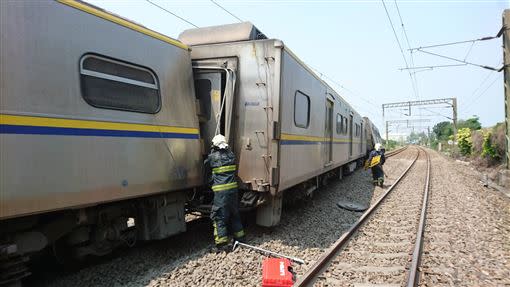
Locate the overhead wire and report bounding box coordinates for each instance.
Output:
[309,66,379,109]
[416,49,501,71]
[418,107,452,120]
[463,74,502,114]
[394,0,419,99]
[463,41,475,61]
[145,0,199,28]
[408,27,505,51]
[381,0,418,101]
[460,71,495,109]
[399,63,467,71]
[460,56,502,111]
[210,0,243,22]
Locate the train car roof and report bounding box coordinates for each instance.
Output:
[180,22,362,118]
[57,0,189,50]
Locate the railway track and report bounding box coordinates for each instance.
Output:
[295,146,431,287]
[385,146,408,158]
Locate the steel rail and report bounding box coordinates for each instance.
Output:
[385,145,408,158]
[406,147,431,287]
[294,147,420,287]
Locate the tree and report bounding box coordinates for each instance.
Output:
[408,131,420,144]
[458,116,482,131]
[432,121,453,141]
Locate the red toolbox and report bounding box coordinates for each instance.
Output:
[261,257,294,287]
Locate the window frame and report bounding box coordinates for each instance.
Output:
[79,53,161,114]
[294,90,311,129]
[336,113,342,134]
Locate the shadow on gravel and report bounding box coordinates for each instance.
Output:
[30,169,376,287]
[245,169,376,250]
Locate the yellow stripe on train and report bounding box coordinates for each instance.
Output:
[0,114,199,135]
[57,0,189,50]
[281,133,363,143]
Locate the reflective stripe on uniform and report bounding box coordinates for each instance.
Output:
[233,230,245,239]
[212,165,236,174]
[213,222,229,244]
[211,182,238,192]
[368,155,381,168]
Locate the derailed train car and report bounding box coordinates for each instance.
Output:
[363,116,383,155]
[0,1,382,284]
[0,0,202,282]
[179,23,369,227]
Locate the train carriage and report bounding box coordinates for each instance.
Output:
[179,23,367,227]
[0,5,383,283]
[0,0,201,279]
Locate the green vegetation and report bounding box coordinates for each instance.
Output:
[481,131,498,160]
[430,115,505,166]
[458,116,482,131]
[457,128,472,156]
[385,139,399,150]
[432,121,454,141]
[407,131,428,145]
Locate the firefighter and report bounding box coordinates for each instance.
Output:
[366,143,385,187]
[205,134,245,253]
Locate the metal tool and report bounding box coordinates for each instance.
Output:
[232,241,305,265]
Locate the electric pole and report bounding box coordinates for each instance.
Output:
[504,9,510,168]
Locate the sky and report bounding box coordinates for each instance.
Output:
[85,0,508,136]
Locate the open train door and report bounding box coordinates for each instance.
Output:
[324,97,334,166]
[192,59,238,155]
[349,114,354,157]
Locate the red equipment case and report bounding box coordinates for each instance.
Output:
[261,258,294,287]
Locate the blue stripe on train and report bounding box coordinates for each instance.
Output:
[0,125,200,139]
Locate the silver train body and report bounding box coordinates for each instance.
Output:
[0,1,381,282]
[180,23,370,226]
[0,0,201,280]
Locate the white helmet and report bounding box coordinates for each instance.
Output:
[212,134,229,149]
[374,143,382,151]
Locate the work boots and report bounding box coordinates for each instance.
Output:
[210,242,231,254]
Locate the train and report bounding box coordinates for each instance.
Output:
[0,0,382,284]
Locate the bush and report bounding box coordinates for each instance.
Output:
[491,122,506,159]
[481,131,498,160]
[457,128,472,156]
[471,130,483,156]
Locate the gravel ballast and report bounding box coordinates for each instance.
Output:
[36,147,510,287]
[312,147,426,286]
[419,150,510,286]
[40,151,415,287]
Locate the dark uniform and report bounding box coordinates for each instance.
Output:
[367,148,385,186]
[205,146,245,247]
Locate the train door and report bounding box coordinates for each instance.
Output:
[349,114,353,157]
[359,122,363,154]
[192,59,237,155]
[324,99,333,165]
[193,72,221,155]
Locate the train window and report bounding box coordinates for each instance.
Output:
[80,54,160,114]
[194,79,212,120]
[294,91,310,128]
[336,114,341,134]
[343,117,348,135]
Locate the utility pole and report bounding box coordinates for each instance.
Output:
[382,98,457,140]
[504,9,510,168]
[385,121,389,145]
[427,126,431,146]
